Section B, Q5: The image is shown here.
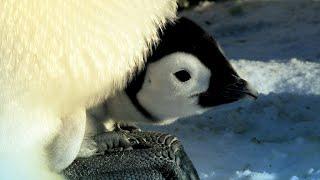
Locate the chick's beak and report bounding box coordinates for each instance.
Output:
[224,78,258,100]
[198,77,258,107]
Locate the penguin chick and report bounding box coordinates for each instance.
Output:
[80,17,258,157]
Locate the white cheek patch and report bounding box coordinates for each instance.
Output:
[136,52,211,121]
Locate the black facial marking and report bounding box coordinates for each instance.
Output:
[125,17,256,114]
[174,70,191,82]
[125,69,155,119]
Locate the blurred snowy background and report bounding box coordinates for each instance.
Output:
[145,0,320,179]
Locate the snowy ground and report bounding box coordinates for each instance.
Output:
[145,1,320,179]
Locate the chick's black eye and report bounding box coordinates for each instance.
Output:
[174,70,191,82]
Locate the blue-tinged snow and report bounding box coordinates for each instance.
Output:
[145,1,320,179]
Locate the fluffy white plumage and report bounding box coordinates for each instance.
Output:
[137,52,211,121]
[0,0,177,179]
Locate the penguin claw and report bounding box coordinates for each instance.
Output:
[93,132,131,153]
[115,122,141,133]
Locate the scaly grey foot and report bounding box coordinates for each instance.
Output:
[93,131,138,153]
[64,131,199,180]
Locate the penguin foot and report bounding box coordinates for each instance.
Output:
[93,132,137,153]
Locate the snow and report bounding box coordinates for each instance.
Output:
[144,1,320,179]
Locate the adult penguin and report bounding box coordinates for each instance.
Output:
[0,1,177,179]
